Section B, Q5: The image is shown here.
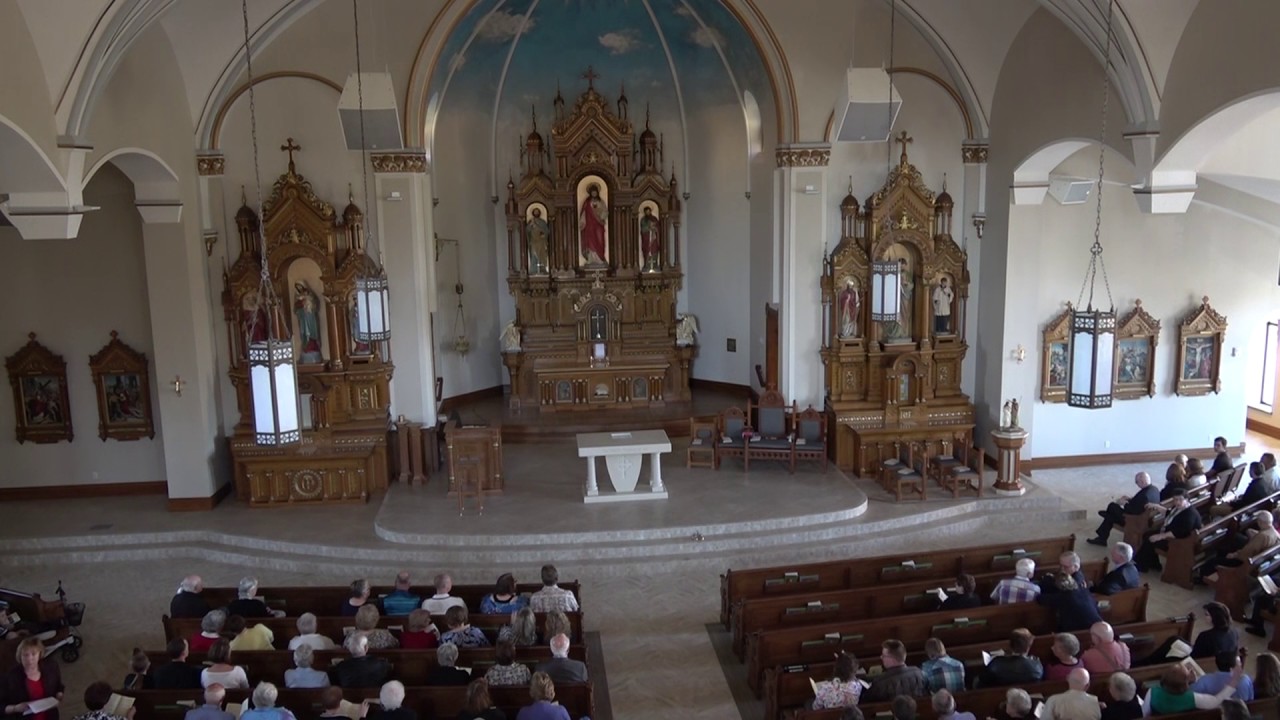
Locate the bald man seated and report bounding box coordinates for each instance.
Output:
[1088,472,1159,547]
[171,575,210,619]
[1041,668,1101,720]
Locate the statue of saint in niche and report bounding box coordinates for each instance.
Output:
[838,278,860,338]
[293,281,324,364]
[527,206,550,274]
[639,205,660,271]
[579,183,608,266]
[932,275,954,335]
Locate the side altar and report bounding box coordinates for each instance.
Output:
[222,143,392,505]
[501,72,693,413]
[820,134,975,475]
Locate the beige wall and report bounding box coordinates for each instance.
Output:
[0,164,165,487]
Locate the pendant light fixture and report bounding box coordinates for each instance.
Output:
[241,0,301,445]
[870,0,901,323]
[1068,0,1117,409]
[350,0,391,343]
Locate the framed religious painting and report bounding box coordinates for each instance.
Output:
[88,331,155,442]
[1113,299,1160,400]
[1040,305,1072,403]
[5,333,73,444]
[1175,296,1227,396]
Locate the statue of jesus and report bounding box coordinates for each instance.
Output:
[579,182,608,266]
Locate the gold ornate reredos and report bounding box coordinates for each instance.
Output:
[1180,296,1228,332]
[552,88,632,149]
[869,155,936,208]
[261,167,335,221]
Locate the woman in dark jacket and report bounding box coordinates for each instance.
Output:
[4,638,64,720]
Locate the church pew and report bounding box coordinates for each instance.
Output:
[1159,491,1280,589]
[1121,484,1215,550]
[163,609,584,646]
[196,581,581,617]
[731,560,1107,658]
[760,614,1191,720]
[1215,541,1280,620]
[120,682,594,720]
[743,585,1147,696]
[720,535,1077,628]
[143,645,588,686]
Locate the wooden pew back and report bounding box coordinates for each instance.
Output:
[163,611,583,646]
[196,582,581,618]
[1162,490,1280,589]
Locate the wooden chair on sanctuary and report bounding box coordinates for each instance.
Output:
[792,406,827,472]
[687,417,718,469]
[716,406,749,470]
[746,389,796,473]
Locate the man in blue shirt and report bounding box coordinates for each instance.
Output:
[381,571,421,616]
[183,684,235,720]
[1192,651,1254,701]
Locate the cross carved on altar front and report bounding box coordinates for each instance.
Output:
[895,131,912,165]
[582,66,600,90]
[281,137,301,171]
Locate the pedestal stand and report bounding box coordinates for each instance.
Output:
[990,427,1029,496]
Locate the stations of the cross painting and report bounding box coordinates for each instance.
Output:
[281,137,301,172]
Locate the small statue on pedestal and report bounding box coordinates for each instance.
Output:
[500,321,522,353]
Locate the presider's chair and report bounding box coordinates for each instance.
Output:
[746,389,795,473]
[715,406,749,470]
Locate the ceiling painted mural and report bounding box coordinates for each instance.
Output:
[426,0,774,183]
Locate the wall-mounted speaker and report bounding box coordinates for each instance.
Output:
[338,73,404,151]
[832,68,902,143]
[1048,177,1096,205]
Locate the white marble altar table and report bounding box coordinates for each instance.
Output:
[575,429,671,503]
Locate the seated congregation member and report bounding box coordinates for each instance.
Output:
[1161,463,1190,501]
[498,607,538,647]
[990,558,1039,605]
[382,571,421,616]
[1210,463,1269,519]
[426,643,472,686]
[534,634,586,686]
[348,604,399,650]
[1134,489,1202,573]
[368,680,416,720]
[423,574,466,615]
[4,638,63,720]
[1194,602,1241,659]
[1207,437,1235,480]
[400,609,440,650]
[74,681,132,720]
[190,609,226,653]
[342,579,372,617]
[1203,510,1280,584]
[123,648,152,690]
[1187,458,1210,489]
[543,611,571,644]
[287,613,335,651]
[1143,663,1242,715]
[810,652,860,710]
[516,672,570,720]
[862,639,927,702]
[184,684,235,720]
[1094,542,1140,595]
[1193,652,1255,702]
[153,638,204,690]
[1100,672,1141,720]
[227,615,275,652]
[921,638,965,694]
[226,577,281,619]
[1037,572,1101,632]
[284,644,329,689]
[938,574,981,611]
[1045,551,1087,589]
[316,687,349,720]
[1219,698,1258,720]
[332,633,391,689]
[201,639,249,689]
[529,565,578,613]
[239,682,296,720]
[1044,633,1083,681]
[441,605,489,648]
[1041,667,1100,720]
[1255,653,1280,699]
[1080,622,1130,674]
[890,696,917,720]
[458,679,506,720]
[995,688,1037,720]
[172,575,210,619]
[930,689,975,720]
[481,573,528,615]
[1089,472,1161,546]
[976,628,1043,688]
[484,638,531,687]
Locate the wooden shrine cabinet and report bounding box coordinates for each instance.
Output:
[445,422,504,497]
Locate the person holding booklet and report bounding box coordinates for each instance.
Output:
[71,682,134,720]
[810,652,862,710]
[3,637,63,720]
[1142,662,1243,715]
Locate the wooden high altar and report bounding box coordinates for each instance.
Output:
[222,142,393,505]
[820,134,975,475]
[501,72,693,412]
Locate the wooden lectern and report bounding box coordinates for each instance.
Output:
[445,422,504,503]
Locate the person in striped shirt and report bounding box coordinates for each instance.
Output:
[990,558,1041,605]
[921,638,966,694]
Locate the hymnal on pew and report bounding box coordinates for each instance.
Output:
[1166,639,1193,659]
[1260,575,1278,596]
[101,694,134,717]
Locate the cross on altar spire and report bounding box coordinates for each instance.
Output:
[582,66,599,89]
[895,131,912,165]
[281,137,301,172]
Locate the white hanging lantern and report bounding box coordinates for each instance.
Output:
[1068,307,1116,409]
[354,273,390,341]
[870,260,901,321]
[249,337,301,445]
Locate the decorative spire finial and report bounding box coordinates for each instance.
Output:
[280,137,301,172]
[895,131,912,166]
[581,66,599,89]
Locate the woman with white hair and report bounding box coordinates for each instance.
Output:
[1101,672,1141,720]
[425,643,471,686]
[190,609,226,653]
[239,682,296,720]
[284,644,329,689]
[288,613,336,651]
[367,680,416,720]
[226,577,272,618]
[1000,688,1037,719]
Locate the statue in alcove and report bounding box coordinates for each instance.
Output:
[932,274,954,335]
[838,277,861,338]
[527,206,550,274]
[639,205,660,271]
[293,281,324,364]
[240,290,269,354]
[579,183,608,266]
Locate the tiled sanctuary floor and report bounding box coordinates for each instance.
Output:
[0,431,1276,719]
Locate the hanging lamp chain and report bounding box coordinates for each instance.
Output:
[353,0,377,263]
[241,0,278,340]
[885,0,896,179]
[1080,0,1116,313]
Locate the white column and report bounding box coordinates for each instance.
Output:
[585,457,598,496]
[650,452,664,493]
[960,143,988,398]
[373,152,439,427]
[773,144,830,406]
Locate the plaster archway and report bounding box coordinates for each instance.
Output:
[1154,90,1280,188]
[87,148,183,224]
